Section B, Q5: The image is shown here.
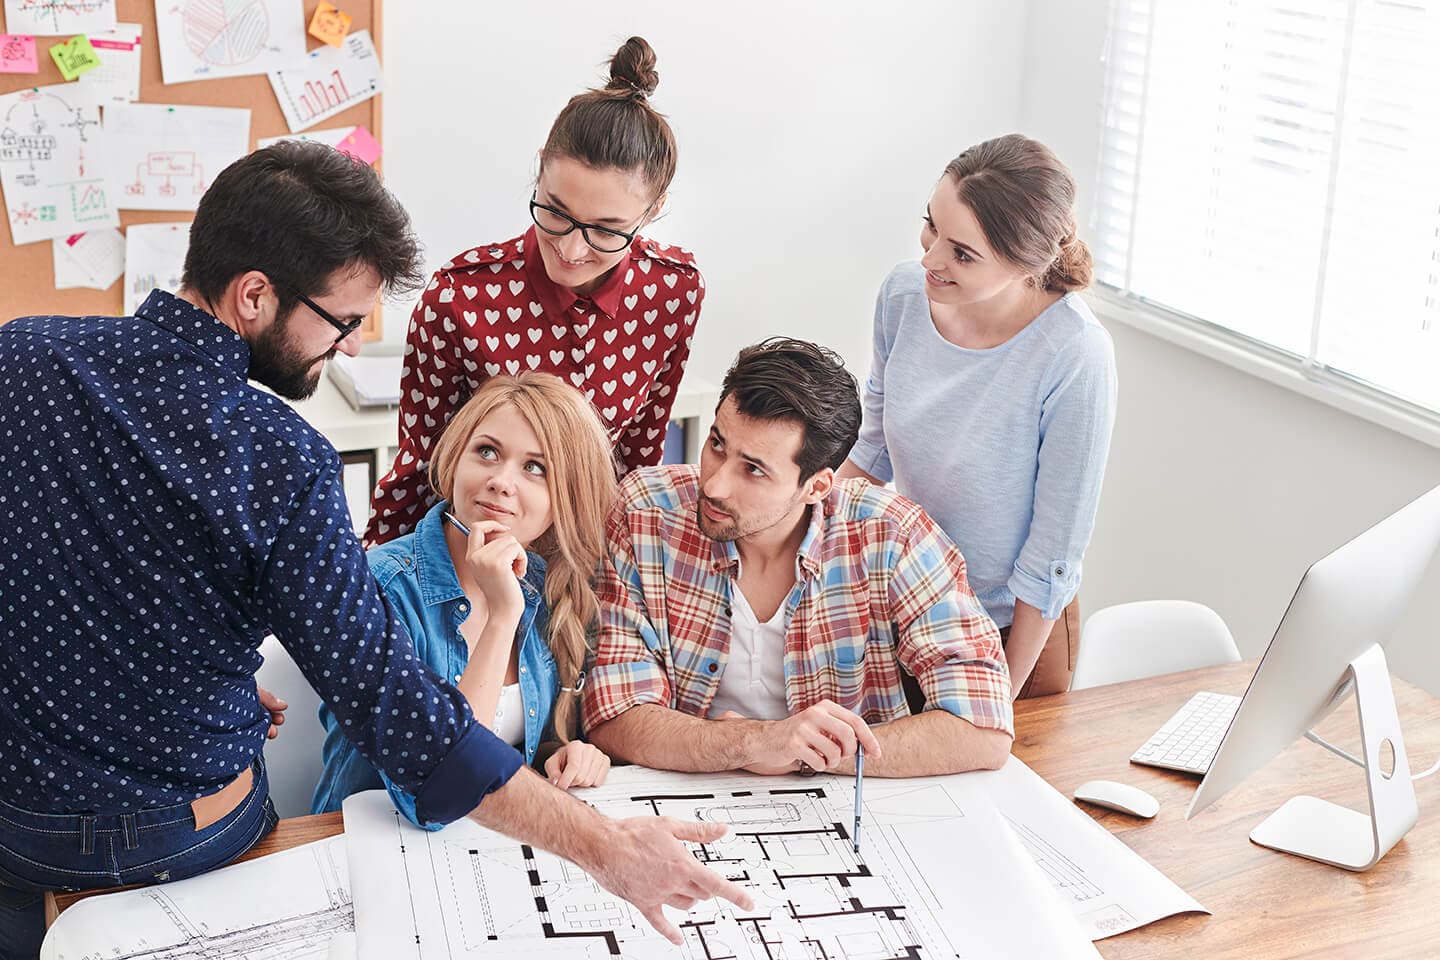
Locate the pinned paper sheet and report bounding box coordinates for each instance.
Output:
[52,227,124,289]
[49,35,101,81]
[3,0,116,37]
[104,102,250,211]
[124,222,190,315]
[268,29,382,132]
[257,124,380,165]
[0,83,117,245]
[0,34,38,73]
[308,2,352,48]
[79,23,141,103]
[155,0,306,85]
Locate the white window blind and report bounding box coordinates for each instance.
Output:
[1096,0,1440,412]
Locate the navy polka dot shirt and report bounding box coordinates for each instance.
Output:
[0,291,521,824]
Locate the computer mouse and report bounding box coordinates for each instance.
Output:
[1073,779,1160,819]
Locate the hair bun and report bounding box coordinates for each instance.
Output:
[606,36,660,98]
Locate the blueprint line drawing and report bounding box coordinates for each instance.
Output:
[345,768,1105,960]
[40,836,353,960]
[353,780,957,960]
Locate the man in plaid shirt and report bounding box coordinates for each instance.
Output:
[583,339,1014,777]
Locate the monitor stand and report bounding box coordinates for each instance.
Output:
[1249,643,1417,871]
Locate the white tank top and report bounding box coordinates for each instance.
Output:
[492,683,526,747]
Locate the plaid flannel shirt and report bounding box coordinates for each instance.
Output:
[582,465,1014,736]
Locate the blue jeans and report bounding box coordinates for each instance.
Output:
[0,758,278,960]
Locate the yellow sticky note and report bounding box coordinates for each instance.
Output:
[308,3,353,49]
[50,35,101,82]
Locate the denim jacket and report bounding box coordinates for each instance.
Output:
[311,502,558,829]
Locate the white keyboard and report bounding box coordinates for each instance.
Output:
[1130,691,1241,775]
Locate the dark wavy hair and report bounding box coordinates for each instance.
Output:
[719,338,861,482]
[183,139,424,313]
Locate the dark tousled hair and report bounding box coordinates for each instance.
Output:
[720,338,862,482]
[541,37,678,198]
[183,140,424,313]
[944,134,1093,293]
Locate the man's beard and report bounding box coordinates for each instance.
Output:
[248,314,333,400]
[697,496,741,541]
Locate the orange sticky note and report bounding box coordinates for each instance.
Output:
[308,3,353,49]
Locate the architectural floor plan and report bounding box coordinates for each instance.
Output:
[344,765,1109,960]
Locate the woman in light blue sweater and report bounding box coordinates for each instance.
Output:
[841,134,1117,698]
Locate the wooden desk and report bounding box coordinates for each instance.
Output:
[1014,660,1440,959]
[50,661,1440,957]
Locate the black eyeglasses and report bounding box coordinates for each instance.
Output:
[529,191,651,254]
[296,292,364,346]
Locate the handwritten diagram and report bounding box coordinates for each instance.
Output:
[156,0,305,84]
[0,84,115,245]
[3,0,116,37]
[103,102,249,211]
[268,29,382,132]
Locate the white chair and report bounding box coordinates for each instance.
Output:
[1071,600,1242,691]
[255,635,327,818]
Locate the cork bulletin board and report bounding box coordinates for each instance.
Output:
[0,0,385,338]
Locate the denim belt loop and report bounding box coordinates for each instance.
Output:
[79,815,96,856]
[120,813,139,851]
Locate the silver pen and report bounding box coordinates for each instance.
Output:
[853,744,864,854]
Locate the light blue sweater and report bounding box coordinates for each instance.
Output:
[847,262,1117,627]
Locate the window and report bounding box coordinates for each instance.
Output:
[1096,0,1440,412]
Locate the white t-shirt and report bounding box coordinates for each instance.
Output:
[492,682,525,747]
[707,585,789,721]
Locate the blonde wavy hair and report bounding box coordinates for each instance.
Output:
[427,373,617,741]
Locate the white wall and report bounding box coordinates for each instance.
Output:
[1020,0,1440,695]
[382,0,1030,385]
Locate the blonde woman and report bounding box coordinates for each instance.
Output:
[313,373,617,825]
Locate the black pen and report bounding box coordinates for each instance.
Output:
[853,744,864,854]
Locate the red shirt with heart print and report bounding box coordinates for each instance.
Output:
[365,226,704,546]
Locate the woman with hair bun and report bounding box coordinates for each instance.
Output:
[840,134,1118,699]
[368,36,701,547]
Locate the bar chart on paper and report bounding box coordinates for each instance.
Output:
[268,29,382,132]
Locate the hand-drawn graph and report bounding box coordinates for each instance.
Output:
[268,29,382,133]
[124,221,190,315]
[39,837,353,960]
[156,0,304,84]
[0,84,115,245]
[125,152,209,201]
[3,0,117,37]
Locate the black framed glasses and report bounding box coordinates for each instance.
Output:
[529,191,650,254]
[296,292,364,346]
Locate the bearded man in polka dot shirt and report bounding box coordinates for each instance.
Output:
[0,142,749,960]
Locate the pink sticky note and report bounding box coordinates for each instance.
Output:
[0,35,39,74]
[336,125,382,166]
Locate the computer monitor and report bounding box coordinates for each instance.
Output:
[1186,482,1440,871]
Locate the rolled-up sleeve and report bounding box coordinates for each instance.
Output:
[1010,325,1118,620]
[887,511,1014,736]
[256,455,522,826]
[581,503,675,732]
